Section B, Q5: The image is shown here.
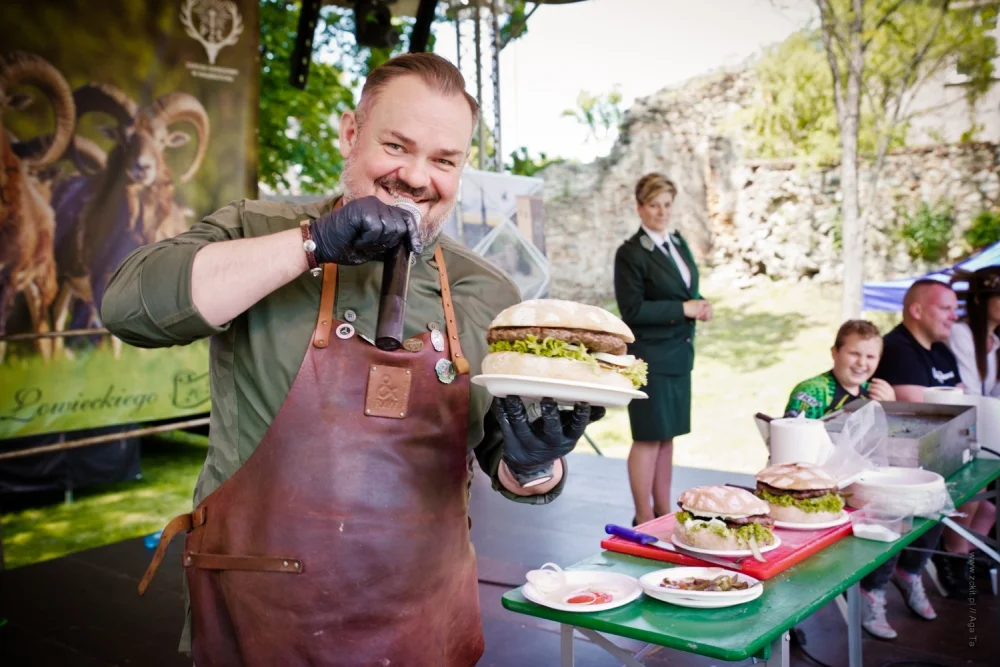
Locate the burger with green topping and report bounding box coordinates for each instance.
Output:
[755,462,844,524]
[673,485,775,557]
[482,299,648,390]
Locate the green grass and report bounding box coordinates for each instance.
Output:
[1,280,902,568]
[0,433,206,568]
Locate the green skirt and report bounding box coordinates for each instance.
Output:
[628,372,691,441]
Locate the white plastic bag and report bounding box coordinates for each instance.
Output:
[820,401,888,486]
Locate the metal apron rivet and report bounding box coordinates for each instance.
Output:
[336,324,355,339]
[283,561,289,567]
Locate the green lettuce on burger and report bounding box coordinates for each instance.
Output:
[755,462,845,524]
[482,299,648,391]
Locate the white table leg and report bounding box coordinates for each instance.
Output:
[575,628,647,667]
[847,583,863,667]
[941,516,1000,564]
[561,624,574,667]
[763,632,789,667]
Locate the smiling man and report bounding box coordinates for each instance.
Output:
[101,54,602,666]
[784,320,895,419]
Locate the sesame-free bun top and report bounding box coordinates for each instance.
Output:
[756,462,837,491]
[678,485,770,518]
[488,299,635,343]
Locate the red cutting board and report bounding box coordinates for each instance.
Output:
[600,511,854,580]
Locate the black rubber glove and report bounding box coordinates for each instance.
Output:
[312,196,422,265]
[493,396,606,487]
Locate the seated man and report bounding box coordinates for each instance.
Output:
[784,320,895,419]
[860,279,959,640]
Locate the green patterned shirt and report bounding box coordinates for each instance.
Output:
[784,371,870,419]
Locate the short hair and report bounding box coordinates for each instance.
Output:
[635,173,677,206]
[834,319,881,349]
[903,278,954,312]
[355,52,479,127]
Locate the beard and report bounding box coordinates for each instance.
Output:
[340,156,454,248]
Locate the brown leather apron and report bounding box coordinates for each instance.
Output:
[140,248,483,666]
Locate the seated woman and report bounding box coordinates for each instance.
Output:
[785,319,895,418]
[938,267,1000,596]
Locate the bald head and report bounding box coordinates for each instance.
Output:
[902,279,957,345]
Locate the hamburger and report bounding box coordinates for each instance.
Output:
[673,485,775,557]
[755,462,844,524]
[482,299,648,390]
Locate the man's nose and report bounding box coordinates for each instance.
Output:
[397,161,430,191]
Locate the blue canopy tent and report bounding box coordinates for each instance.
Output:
[862,240,1000,312]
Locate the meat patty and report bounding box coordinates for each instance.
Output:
[756,481,833,500]
[725,514,775,527]
[487,326,627,355]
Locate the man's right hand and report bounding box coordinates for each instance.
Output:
[312,196,423,266]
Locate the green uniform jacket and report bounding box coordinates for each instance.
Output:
[613,228,700,375]
[101,197,564,508]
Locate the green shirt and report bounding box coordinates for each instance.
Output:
[101,197,563,507]
[784,370,870,420]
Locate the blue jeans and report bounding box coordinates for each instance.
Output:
[861,524,944,590]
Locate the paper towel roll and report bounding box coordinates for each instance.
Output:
[768,417,835,466]
[923,386,968,405]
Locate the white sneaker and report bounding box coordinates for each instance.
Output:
[861,588,897,640]
[892,568,937,620]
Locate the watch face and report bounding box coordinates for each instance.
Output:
[304,239,317,252]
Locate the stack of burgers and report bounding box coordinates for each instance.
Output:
[753,462,844,524]
[672,485,776,560]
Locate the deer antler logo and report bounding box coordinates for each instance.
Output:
[180,0,244,66]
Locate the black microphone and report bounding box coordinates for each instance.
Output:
[375,199,421,351]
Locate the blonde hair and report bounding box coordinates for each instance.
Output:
[356,53,479,126]
[635,173,677,206]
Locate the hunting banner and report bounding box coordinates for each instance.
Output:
[0,0,258,438]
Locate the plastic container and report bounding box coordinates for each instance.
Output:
[143,530,164,550]
[850,506,906,542]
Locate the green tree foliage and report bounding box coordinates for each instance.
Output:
[561,87,625,143]
[258,0,416,194]
[506,146,563,177]
[899,201,955,262]
[964,210,1000,252]
[745,2,996,163]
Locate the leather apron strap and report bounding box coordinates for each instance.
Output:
[138,507,207,595]
[310,247,469,375]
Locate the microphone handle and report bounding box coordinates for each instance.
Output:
[375,244,412,351]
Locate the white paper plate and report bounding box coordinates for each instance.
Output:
[472,374,648,408]
[645,585,764,608]
[639,567,763,602]
[671,534,782,558]
[774,510,850,531]
[521,570,642,613]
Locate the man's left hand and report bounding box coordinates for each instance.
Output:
[493,396,605,487]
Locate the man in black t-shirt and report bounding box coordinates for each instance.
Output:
[861,279,958,640]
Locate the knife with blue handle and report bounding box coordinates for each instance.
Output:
[604,524,743,570]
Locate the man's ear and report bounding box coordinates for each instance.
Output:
[339,110,359,158]
[830,345,837,363]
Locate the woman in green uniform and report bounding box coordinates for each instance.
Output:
[614,173,711,525]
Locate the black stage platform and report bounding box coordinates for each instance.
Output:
[1,454,996,666]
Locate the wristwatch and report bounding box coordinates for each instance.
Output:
[299,220,321,276]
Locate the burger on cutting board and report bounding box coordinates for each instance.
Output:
[482,299,648,391]
[754,462,845,523]
[673,485,776,559]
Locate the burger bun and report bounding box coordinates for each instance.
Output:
[481,351,635,391]
[768,504,842,524]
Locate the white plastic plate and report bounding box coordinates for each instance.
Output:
[472,374,648,408]
[639,567,763,602]
[671,534,782,558]
[521,570,642,613]
[774,510,850,531]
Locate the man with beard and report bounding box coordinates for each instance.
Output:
[101,53,602,666]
